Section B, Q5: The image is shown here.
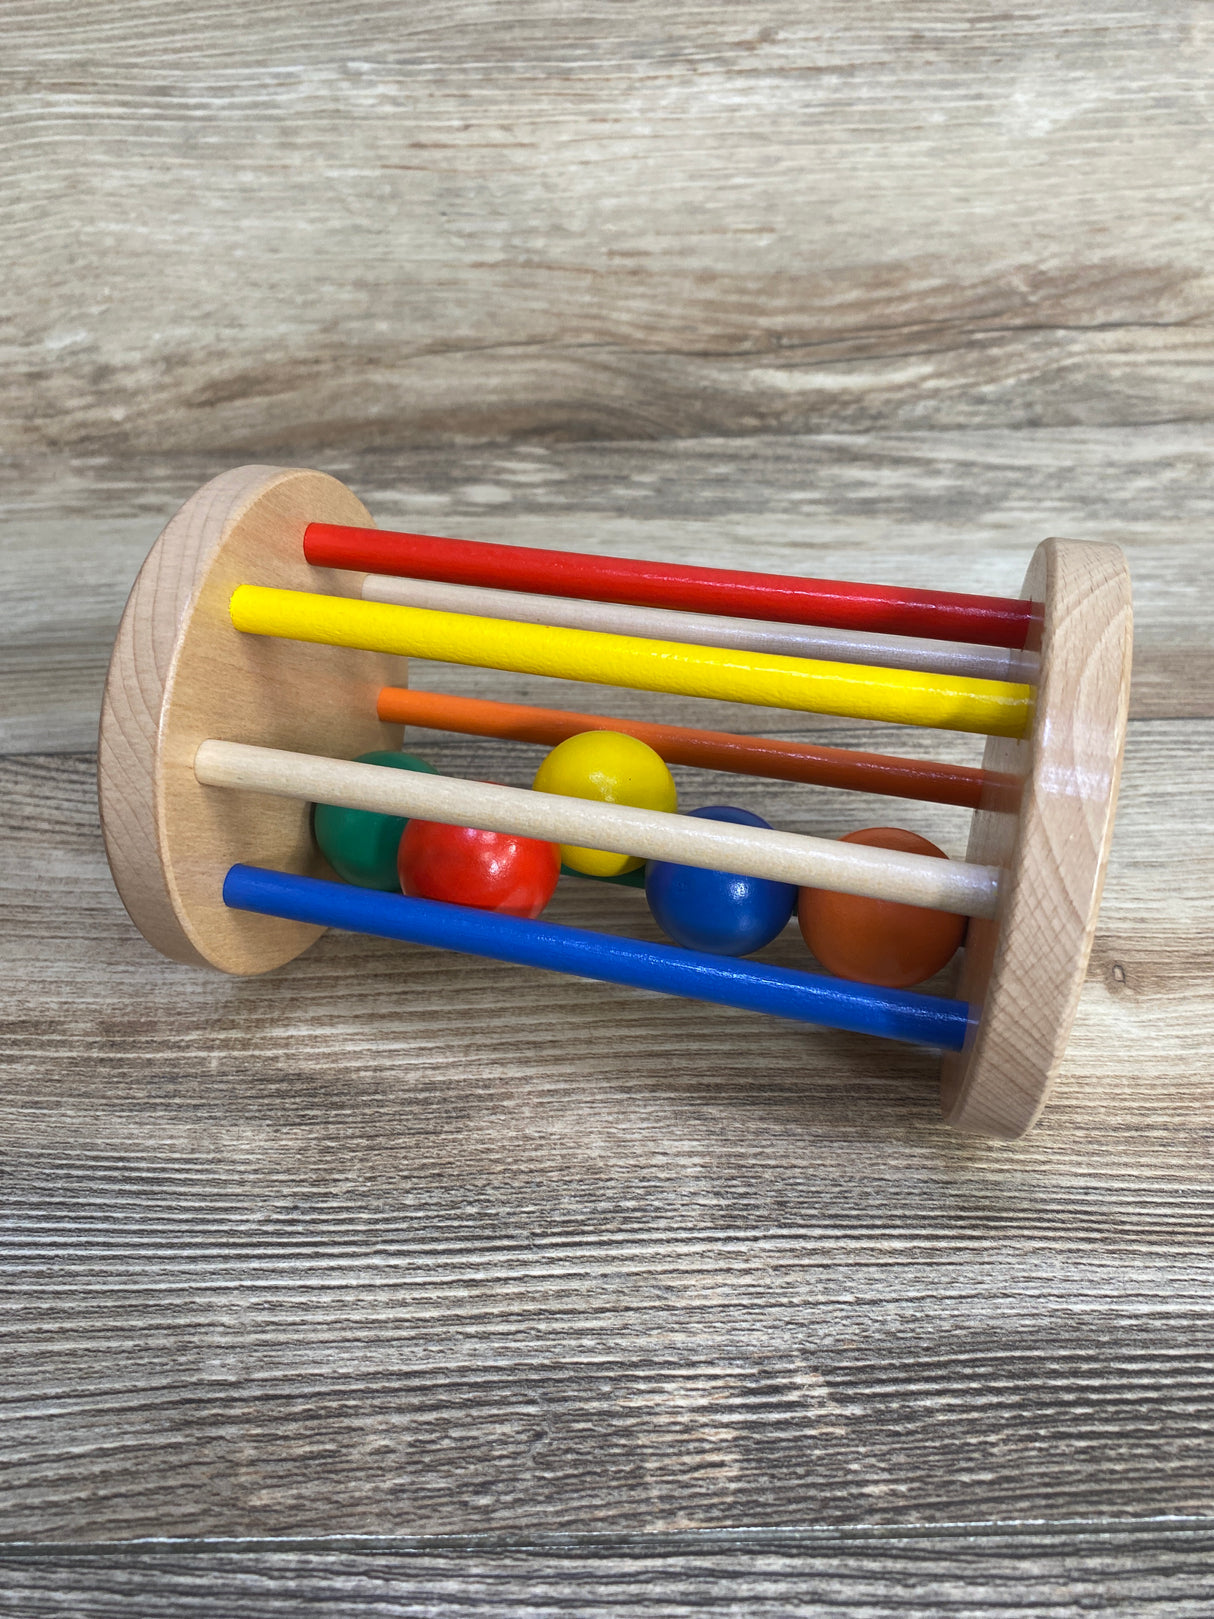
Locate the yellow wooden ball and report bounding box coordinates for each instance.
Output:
[532,731,677,877]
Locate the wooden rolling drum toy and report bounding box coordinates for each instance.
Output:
[98,465,1132,1139]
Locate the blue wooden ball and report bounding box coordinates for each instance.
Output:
[644,806,797,956]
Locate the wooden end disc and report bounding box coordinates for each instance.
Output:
[98,465,405,974]
[940,539,1132,1138]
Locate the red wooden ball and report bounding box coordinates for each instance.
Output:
[398,817,560,919]
[797,827,967,988]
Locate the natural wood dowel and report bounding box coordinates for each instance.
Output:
[193,740,1002,918]
[363,572,1039,684]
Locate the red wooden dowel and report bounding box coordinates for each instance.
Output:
[305,524,1031,648]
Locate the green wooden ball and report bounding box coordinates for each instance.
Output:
[313,751,437,890]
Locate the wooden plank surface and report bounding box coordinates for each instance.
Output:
[1,438,1211,1601]
[3,1524,1214,1617]
[5,2,1213,453]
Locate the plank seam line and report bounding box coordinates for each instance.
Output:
[3,1515,1214,1558]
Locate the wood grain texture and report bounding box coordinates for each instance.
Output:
[2,429,1210,759]
[4,3,1213,452]
[943,539,1132,1137]
[3,1524,1214,1616]
[98,464,404,973]
[1,442,1211,1610]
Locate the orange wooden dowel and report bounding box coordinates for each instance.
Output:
[375,688,987,809]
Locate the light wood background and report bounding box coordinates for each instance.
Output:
[3,3,1214,1613]
[5,3,1213,452]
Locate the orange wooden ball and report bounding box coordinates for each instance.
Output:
[798,827,967,988]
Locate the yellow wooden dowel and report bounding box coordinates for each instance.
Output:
[229,585,1032,737]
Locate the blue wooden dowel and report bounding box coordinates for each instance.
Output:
[223,865,969,1051]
